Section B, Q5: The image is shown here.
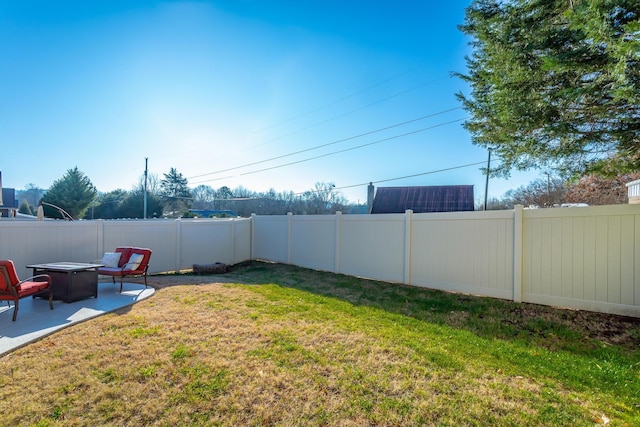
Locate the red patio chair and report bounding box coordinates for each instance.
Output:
[97,247,152,293]
[0,260,53,321]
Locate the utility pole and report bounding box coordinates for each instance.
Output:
[143,158,148,219]
[484,149,491,211]
[545,171,551,207]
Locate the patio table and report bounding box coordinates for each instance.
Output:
[26,262,103,303]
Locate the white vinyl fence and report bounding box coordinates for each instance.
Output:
[252,205,640,318]
[1,204,638,317]
[0,218,252,279]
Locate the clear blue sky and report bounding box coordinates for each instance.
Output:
[1,0,540,204]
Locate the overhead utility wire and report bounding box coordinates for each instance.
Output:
[220,160,492,199]
[187,107,461,180]
[252,80,438,148]
[328,161,490,193]
[253,63,430,133]
[238,118,466,177]
[197,160,491,200]
[190,117,466,185]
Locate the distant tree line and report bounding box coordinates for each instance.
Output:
[18,167,636,219]
[186,182,353,217]
[16,167,361,220]
[483,172,640,210]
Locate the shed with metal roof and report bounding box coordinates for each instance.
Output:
[370,185,475,214]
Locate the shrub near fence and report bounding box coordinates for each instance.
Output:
[1,204,638,317]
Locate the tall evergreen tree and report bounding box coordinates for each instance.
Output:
[160,168,191,217]
[457,0,640,177]
[18,200,33,215]
[41,167,97,219]
[86,189,128,219]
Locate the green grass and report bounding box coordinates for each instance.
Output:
[227,262,640,424]
[0,261,638,426]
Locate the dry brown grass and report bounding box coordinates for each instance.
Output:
[0,263,638,426]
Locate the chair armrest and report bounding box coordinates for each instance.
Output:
[0,266,11,287]
[19,274,52,286]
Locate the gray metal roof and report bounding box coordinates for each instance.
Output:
[371,185,475,214]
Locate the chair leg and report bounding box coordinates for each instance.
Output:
[12,299,18,321]
[120,277,124,293]
[48,289,53,311]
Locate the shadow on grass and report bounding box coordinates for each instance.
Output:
[181,260,640,359]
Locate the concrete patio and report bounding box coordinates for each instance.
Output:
[0,281,155,356]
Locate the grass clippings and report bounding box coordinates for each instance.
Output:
[1,261,638,426]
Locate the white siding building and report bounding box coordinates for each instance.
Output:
[627,179,640,204]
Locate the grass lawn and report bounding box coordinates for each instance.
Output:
[1,261,638,426]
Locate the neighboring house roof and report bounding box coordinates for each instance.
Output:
[371,185,475,214]
[0,188,18,218]
[1,188,17,208]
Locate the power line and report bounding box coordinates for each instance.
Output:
[190,117,465,185]
[187,108,462,181]
[251,80,441,148]
[191,117,465,184]
[209,160,491,199]
[252,63,431,133]
[330,161,489,193]
[236,118,466,178]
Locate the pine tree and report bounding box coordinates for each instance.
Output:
[160,168,192,217]
[457,0,640,177]
[41,167,97,219]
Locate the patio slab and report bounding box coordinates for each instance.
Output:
[0,281,155,356]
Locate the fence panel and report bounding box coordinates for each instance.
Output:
[338,214,406,283]
[410,210,514,300]
[290,215,337,272]
[101,220,179,274]
[252,215,290,263]
[233,218,252,264]
[0,221,100,278]
[522,205,639,317]
[180,219,238,270]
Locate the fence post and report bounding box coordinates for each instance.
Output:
[250,213,256,261]
[96,220,105,260]
[287,212,293,265]
[230,218,236,265]
[335,211,342,274]
[404,209,413,285]
[175,218,182,273]
[513,205,524,303]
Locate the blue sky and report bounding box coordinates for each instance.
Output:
[1,0,540,204]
